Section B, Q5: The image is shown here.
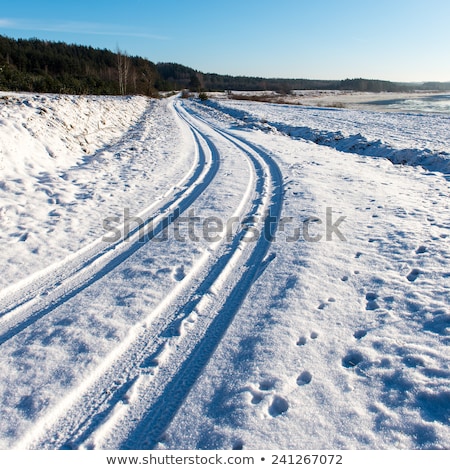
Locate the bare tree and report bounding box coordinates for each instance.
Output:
[131,69,137,94]
[117,47,130,95]
[141,65,155,96]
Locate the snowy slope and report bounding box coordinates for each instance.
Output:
[0,93,449,450]
[0,93,196,290]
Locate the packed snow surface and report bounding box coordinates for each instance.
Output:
[0,92,449,450]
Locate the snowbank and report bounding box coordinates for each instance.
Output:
[204,99,450,174]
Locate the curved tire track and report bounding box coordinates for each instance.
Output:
[116,119,284,450]
[0,100,218,347]
[16,100,283,450]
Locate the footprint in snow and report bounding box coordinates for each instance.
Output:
[354,330,367,340]
[297,332,318,346]
[297,371,312,386]
[365,292,379,311]
[259,379,276,391]
[416,245,427,254]
[268,395,289,417]
[342,350,364,369]
[407,269,420,282]
[155,267,172,277]
[232,439,244,450]
[173,265,185,281]
[247,379,276,405]
[250,390,264,405]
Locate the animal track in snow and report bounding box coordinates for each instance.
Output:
[296,332,318,346]
[155,267,172,277]
[246,380,289,418]
[354,330,367,340]
[297,371,312,386]
[173,265,185,281]
[247,379,276,405]
[268,395,289,417]
[232,439,244,450]
[365,292,379,311]
[250,390,264,405]
[407,269,420,282]
[342,350,364,368]
[317,297,336,310]
[259,379,276,391]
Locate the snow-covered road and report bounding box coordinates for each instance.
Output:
[9,99,283,450]
[0,93,449,450]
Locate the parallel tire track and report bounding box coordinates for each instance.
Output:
[0,100,218,347]
[16,100,283,450]
[112,113,284,450]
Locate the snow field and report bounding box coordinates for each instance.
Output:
[205,98,450,173]
[0,93,449,450]
[0,95,269,449]
[0,93,191,289]
[158,101,450,449]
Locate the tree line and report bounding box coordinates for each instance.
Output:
[0,36,160,95]
[1,35,449,96]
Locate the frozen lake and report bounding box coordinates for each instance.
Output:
[367,93,450,114]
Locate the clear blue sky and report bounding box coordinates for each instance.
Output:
[1,0,449,82]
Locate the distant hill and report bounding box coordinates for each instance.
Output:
[1,36,449,95]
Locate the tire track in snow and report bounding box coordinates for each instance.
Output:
[16,100,283,450]
[115,127,284,450]
[0,100,218,347]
